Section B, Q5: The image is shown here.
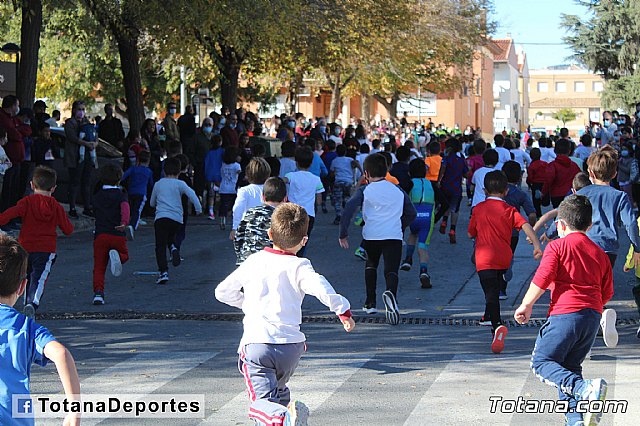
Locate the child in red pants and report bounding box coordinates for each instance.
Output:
[92,163,130,305]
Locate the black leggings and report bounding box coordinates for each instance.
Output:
[478,269,507,330]
[362,239,402,306]
[154,218,181,273]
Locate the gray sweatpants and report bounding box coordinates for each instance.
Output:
[239,342,305,426]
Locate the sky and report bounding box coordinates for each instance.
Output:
[492,0,592,70]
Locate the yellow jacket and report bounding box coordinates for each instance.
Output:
[625,217,640,278]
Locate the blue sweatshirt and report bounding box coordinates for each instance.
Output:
[577,183,640,253]
[122,165,154,197]
[204,148,223,183]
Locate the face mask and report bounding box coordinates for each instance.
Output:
[287,121,295,129]
[334,128,341,136]
[614,135,620,142]
[603,119,610,128]
[219,118,226,126]
[75,110,85,120]
[636,112,640,119]
[230,123,236,129]
[169,108,176,115]
[203,126,213,133]
[319,125,326,134]
[622,149,630,157]
[350,132,356,138]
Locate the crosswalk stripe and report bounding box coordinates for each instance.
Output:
[403,354,532,425]
[68,351,218,426]
[199,354,371,425]
[612,355,640,425]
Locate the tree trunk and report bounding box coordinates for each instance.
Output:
[328,75,341,122]
[373,93,400,119]
[116,35,145,134]
[220,63,240,112]
[360,92,370,122]
[16,0,42,107]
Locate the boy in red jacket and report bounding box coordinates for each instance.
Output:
[542,139,581,208]
[468,170,542,353]
[0,166,74,317]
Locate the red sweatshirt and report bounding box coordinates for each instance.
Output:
[526,160,547,185]
[0,194,74,253]
[542,155,581,198]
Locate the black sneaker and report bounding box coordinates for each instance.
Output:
[420,273,432,288]
[171,245,181,267]
[82,209,95,217]
[156,272,169,285]
[333,216,341,225]
[382,290,400,325]
[68,209,79,219]
[400,258,412,271]
[321,204,328,214]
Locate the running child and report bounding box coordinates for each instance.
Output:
[515,195,612,426]
[150,157,202,285]
[204,134,223,220]
[284,146,325,257]
[340,153,417,324]
[0,234,81,426]
[330,144,363,225]
[230,157,271,241]
[526,147,547,218]
[466,138,486,206]
[234,177,287,264]
[542,138,581,208]
[219,146,242,230]
[121,149,154,235]
[0,166,73,316]
[92,163,131,305]
[175,154,194,250]
[216,203,354,426]
[468,170,542,353]
[436,139,468,244]
[470,149,498,208]
[400,159,436,288]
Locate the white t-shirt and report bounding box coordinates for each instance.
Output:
[279,158,297,179]
[574,145,594,161]
[471,166,495,207]
[510,149,531,169]
[495,146,511,169]
[362,180,405,241]
[232,184,264,230]
[540,147,557,163]
[285,171,325,217]
[219,162,241,194]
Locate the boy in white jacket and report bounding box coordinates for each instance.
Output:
[215,203,354,426]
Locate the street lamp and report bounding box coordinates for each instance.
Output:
[1,43,20,96]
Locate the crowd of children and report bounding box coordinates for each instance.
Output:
[4,112,640,426]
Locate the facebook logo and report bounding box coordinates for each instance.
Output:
[17,398,32,413]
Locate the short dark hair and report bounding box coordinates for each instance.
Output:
[530,147,541,161]
[336,144,347,156]
[427,141,440,155]
[294,146,314,169]
[484,170,508,195]
[482,148,499,166]
[176,153,190,170]
[0,234,28,297]
[364,153,388,178]
[71,100,85,113]
[32,166,57,191]
[409,158,427,178]
[1,95,18,109]
[137,150,151,164]
[396,146,411,162]
[557,194,592,231]
[572,172,592,192]
[372,139,381,148]
[473,139,486,155]
[167,139,182,157]
[494,134,505,147]
[379,152,393,170]
[164,157,181,176]
[263,177,287,202]
[359,144,370,154]
[99,163,123,185]
[270,203,309,250]
[223,146,237,164]
[502,161,521,183]
[326,139,336,151]
[555,138,572,155]
[281,140,296,158]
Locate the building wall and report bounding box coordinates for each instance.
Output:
[493,62,520,132]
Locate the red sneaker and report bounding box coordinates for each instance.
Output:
[491,325,508,354]
[439,221,447,234]
[448,229,456,244]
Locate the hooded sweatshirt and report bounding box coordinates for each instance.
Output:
[0,194,74,253]
[542,155,581,198]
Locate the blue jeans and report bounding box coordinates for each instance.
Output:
[530,308,601,423]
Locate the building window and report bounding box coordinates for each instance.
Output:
[555,82,566,92]
[574,81,585,92]
[589,108,601,122]
[593,81,604,92]
[537,82,548,92]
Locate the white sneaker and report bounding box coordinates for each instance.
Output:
[109,249,122,277]
[600,309,618,348]
[93,293,104,305]
[156,272,169,285]
[125,225,134,241]
[138,219,147,226]
[362,305,377,314]
[284,400,309,426]
[382,290,400,325]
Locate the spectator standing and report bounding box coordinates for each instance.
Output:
[162,102,179,143]
[98,103,125,150]
[221,114,240,147]
[177,105,197,162]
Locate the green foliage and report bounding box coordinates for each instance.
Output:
[551,108,578,125]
